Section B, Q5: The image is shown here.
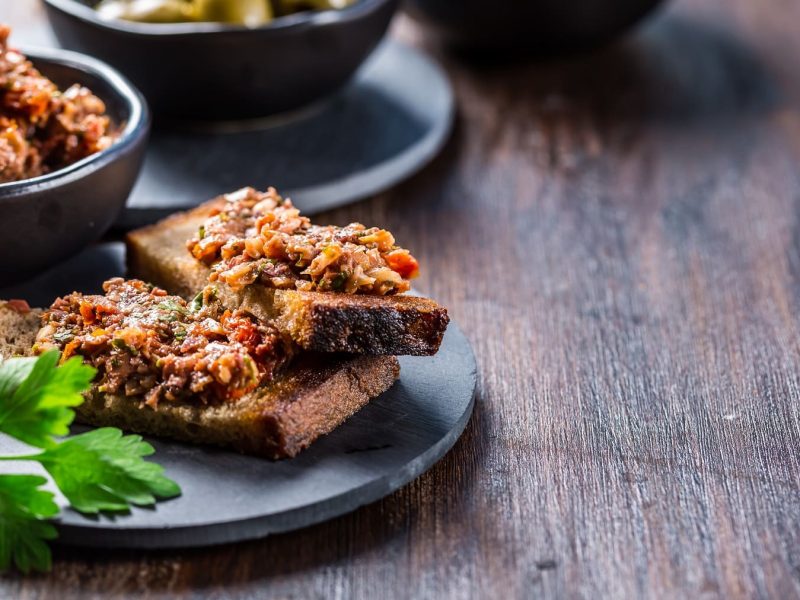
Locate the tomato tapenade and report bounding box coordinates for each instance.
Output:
[187,187,420,295]
[0,24,116,183]
[35,278,292,407]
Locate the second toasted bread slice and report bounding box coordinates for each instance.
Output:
[126,199,449,355]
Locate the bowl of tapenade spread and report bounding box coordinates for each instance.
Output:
[41,0,399,121]
[0,25,149,283]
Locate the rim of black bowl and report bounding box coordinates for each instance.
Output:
[43,0,391,36]
[0,45,148,198]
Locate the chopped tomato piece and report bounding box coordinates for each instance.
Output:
[385,249,420,279]
[6,299,30,314]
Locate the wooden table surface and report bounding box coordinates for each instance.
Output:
[5,0,800,598]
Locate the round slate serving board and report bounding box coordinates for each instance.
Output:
[117,41,454,228]
[0,244,476,548]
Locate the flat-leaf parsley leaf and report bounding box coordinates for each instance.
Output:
[0,350,95,448]
[0,475,58,573]
[34,428,181,514]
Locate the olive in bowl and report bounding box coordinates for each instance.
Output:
[0,45,149,284]
[41,0,400,121]
[405,0,665,52]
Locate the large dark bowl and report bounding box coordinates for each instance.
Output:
[0,47,149,285]
[406,0,665,52]
[42,0,399,121]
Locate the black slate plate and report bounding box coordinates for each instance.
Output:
[117,41,454,228]
[0,244,476,548]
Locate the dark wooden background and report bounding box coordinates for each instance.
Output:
[5,0,800,598]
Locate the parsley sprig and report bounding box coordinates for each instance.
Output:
[0,350,181,573]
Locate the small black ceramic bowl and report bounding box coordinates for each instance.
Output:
[42,0,399,121]
[406,0,665,52]
[0,47,148,285]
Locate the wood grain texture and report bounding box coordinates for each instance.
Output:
[4,0,800,597]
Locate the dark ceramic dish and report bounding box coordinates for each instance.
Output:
[0,47,149,284]
[42,0,399,121]
[406,0,665,52]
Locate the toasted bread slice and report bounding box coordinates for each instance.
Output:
[0,301,400,459]
[126,198,449,355]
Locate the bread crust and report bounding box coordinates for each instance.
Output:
[126,198,449,355]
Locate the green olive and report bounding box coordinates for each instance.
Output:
[276,0,355,11]
[95,0,354,24]
[192,0,273,25]
[96,0,195,23]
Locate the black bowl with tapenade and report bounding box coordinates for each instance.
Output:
[0,46,149,284]
[41,0,399,121]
